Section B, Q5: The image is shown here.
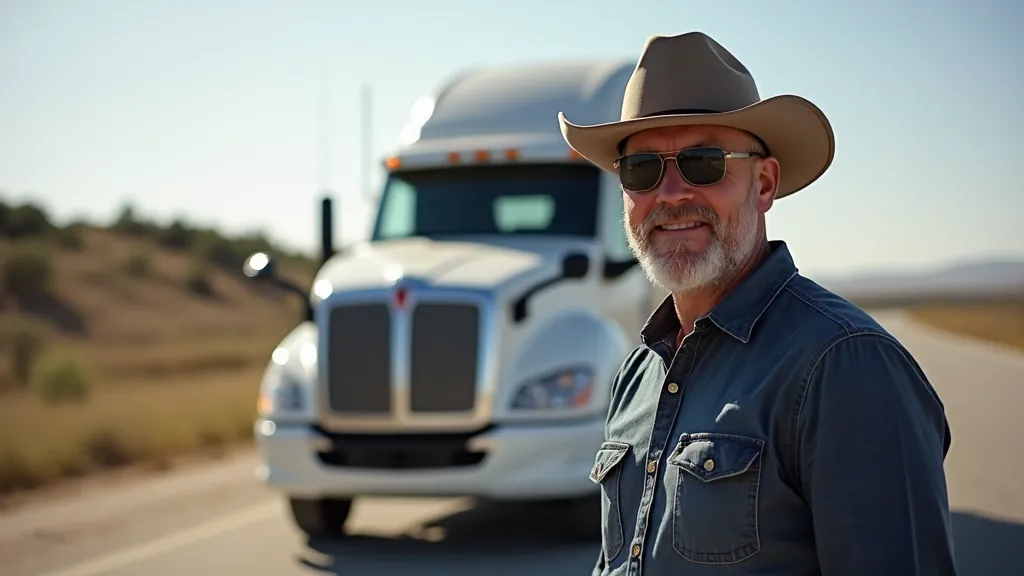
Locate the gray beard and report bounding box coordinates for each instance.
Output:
[624,186,760,295]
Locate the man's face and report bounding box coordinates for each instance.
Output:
[620,124,780,294]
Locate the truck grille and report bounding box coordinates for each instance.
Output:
[323,300,481,416]
[325,304,392,413]
[410,303,479,413]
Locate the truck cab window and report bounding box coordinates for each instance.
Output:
[376,177,416,238]
[372,164,600,240]
[494,195,555,232]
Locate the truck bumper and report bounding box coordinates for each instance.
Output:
[253,417,604,501]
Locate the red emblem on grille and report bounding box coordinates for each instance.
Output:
[394,286,409,309]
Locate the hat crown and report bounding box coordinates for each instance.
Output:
[621,32,762,121]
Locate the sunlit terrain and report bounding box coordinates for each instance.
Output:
[0,203,316,494]
[908,299,1024,353]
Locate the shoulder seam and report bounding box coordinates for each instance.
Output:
[783,282,856,335]
[788,330,901,475]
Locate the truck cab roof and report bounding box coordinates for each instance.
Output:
[390,59,636,168]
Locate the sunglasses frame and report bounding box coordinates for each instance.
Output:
[613,146,763,193]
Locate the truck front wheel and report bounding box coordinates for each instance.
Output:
[288,497,353,538]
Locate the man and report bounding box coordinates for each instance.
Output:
[558,32,957,575]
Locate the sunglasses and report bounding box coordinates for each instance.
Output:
[613,146,763,193]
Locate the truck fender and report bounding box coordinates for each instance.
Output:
[264,321,319,378]
[256,322,319,424]
[497,308,631,419]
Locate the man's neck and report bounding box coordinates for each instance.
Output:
[672,241,772,347]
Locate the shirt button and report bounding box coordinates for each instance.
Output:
[647,460,656,473]
[667,382,679,394]
[632,544,641,557]
[704,459,715,472]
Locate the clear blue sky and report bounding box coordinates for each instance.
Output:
[1,0,1021,278]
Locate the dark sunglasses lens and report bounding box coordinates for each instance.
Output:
[617,154,663,191]
[676,148,727,186]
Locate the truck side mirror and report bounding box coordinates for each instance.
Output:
[243,251,315,322]
[243,252,277,280]
[511,252,593,323]
[562,253,590,279]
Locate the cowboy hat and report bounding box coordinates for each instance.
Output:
[558,31,835,199]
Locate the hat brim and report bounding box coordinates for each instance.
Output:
[558,94,835,199]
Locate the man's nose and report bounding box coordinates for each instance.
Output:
[654,161,697,205]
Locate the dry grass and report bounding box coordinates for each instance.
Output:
[0,367,264,494]
[0,227,314,495]
[906,298,1024,353]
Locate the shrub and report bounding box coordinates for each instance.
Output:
[0,244,53,297]
[30,351,92,404]
[194,235,243,272]
[0,451,41,493]
[52,224,85,250]
[9,325,43,386]
[159,219,193,251]
[124,248,152,277]
[0,199,10,233]
[85,428,133,468]
[185,259,214,295]
[110,203,153,237]
[0,203,52,238]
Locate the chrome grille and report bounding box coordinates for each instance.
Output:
[409,302,479,413]
[325,303,391,413]
[321,296,484,421]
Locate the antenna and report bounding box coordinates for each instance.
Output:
[319,72,332,193]
[361,83,373,202]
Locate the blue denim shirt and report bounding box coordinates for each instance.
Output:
[591,241,956,575]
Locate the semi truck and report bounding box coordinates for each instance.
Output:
[243,58,660,539]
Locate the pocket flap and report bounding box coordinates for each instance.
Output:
[667,433,764,482]
[589,441,630,483]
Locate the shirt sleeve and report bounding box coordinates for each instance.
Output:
[796,332,957,575]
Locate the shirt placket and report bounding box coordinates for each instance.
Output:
[627,330,704,576]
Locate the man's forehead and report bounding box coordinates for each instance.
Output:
[623,125,747,152]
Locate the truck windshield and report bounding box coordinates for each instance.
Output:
[371,163,600,240]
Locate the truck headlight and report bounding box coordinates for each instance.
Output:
[257,371,308,416]
[510,367,594,411]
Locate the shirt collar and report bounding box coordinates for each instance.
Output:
[640,240,799,347]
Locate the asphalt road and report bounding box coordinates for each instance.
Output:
[1,310,1021,576]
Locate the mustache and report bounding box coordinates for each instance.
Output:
[636,204,720,235]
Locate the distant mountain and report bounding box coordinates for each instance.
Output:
[815,259,1024,299]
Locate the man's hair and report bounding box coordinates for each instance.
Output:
[747,132,768,157]
[748,136,767,180]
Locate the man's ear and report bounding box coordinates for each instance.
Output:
[756,157,781,212]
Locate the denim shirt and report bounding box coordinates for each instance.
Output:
[591,241,956,576]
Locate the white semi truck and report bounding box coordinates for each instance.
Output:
[243,58,660,539]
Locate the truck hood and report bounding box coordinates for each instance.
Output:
[314,237,560,294]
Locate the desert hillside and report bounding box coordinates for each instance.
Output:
[0,198,318,494]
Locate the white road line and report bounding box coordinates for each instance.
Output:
[36,502,281,576]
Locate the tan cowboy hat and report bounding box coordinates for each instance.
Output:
[558,31,835,199]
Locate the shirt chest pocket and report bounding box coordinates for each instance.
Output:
[667,433,765,564]
[590,441,630,562]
